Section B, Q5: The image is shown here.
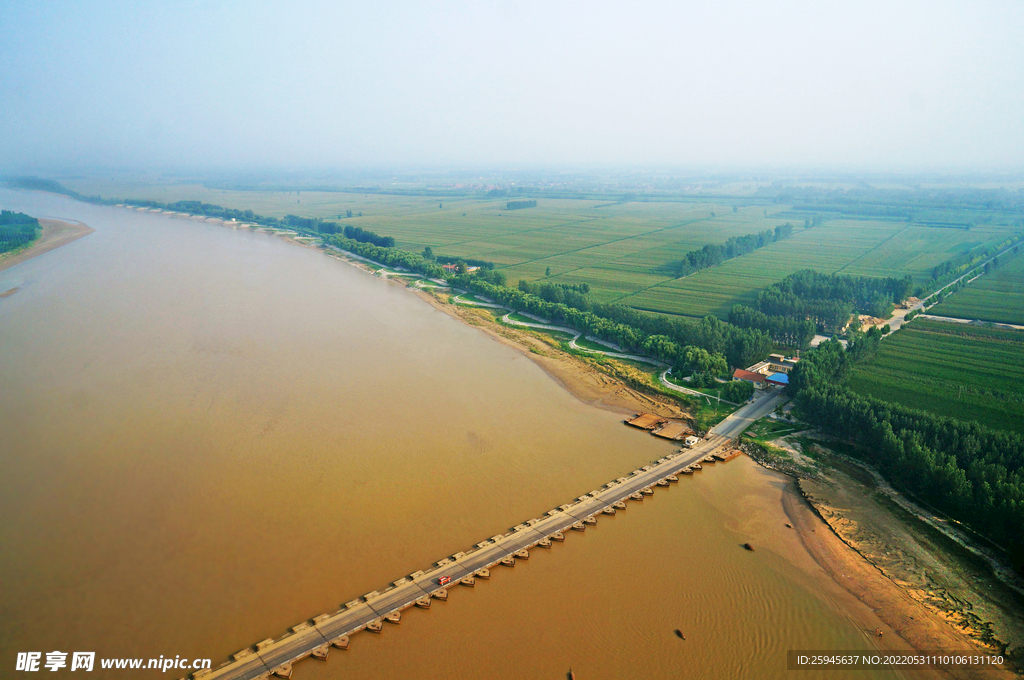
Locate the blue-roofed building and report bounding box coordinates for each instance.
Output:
[766,372,789,387]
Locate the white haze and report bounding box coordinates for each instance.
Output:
[1,0,1022,173]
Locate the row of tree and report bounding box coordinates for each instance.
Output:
[506,200,537,210]
[323,234,446,278]
[672,223,794,278]
[334,225,394,247]
[0,210,40,253]
[787,332,1023,550]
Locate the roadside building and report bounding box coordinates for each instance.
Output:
[732,368,767,389]
[766,372,789,388]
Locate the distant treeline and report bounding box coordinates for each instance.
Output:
[788,336,1024,551]
[0,210,41,253]
[506,200,537,210]
[740,270,913,333]
[672,223,793,278]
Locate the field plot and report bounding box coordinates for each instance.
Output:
[846,319,1024,434]
[838,225,1015,285]
[61,179,1021,319]
[619,220,904,317]
[929,249,1024,325]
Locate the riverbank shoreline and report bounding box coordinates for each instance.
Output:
[0,218,94,273]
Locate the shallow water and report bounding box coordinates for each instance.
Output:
[0,189,894,678]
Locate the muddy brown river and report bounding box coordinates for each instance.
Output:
[0,189,897,679]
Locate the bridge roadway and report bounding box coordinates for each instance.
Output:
[192,435,729,680]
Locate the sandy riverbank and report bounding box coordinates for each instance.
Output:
[0,218,94,274]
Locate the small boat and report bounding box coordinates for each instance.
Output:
[460,576,475,587]
[366,619,383,633]
[568,669,576,680]
[514,549,529,559]
[415,597,431,609]
[641,487,654,495]
[743,543,755,551]
[311,645,329,661]
[384,611,402,624]
[571,521,586,531]
[583,515,597,525]
[538,538,552,548]
[500,556,515,567]
[331,635,349,649]
[674,629,685,640]
[612,501,627,510]
[551,531,565,542]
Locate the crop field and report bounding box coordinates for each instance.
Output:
[929,248,1024,325]
[846,319,1024,434]
[62,179,1021,319]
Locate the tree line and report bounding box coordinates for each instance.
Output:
[750,269,913,332]
[506,200,537,210]
[787,332,1024,551]
[0,210,41,254]
[323,234,445,278]
[728,304,818,348]
[672,223,794,278]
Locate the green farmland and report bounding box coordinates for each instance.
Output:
[846,319,1024,434]
[62,179,1023,320]
[929,248,1024,325]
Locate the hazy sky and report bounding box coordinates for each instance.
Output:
[2,0,1022,173]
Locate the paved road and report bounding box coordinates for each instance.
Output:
[919,314,1024,331]
[191,433,744,680]
[710,390,787,438]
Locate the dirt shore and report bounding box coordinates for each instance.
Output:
[775,437,1022,679]
[0,218,94,274]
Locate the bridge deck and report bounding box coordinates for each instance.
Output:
[190,435,729,680]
